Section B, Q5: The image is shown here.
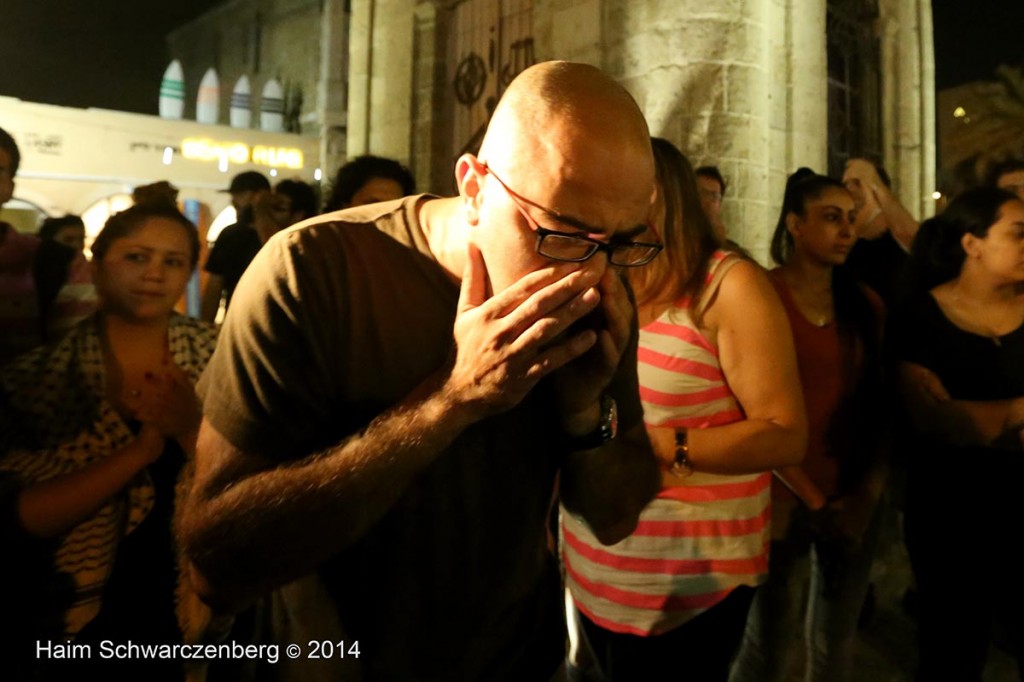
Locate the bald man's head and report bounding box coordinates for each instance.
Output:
[454,61,656,295]
[478,61,653,192]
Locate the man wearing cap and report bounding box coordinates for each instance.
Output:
[200,170,271,321]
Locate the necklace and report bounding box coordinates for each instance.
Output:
[778,267,834,327]
[797,292,833,327]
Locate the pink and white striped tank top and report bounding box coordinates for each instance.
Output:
[563,251,771,636]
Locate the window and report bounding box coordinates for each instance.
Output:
[826,0,882,177]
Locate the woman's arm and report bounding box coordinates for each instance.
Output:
[898,362,1024,448]
[16,426,164,538]
[647,261,808,477]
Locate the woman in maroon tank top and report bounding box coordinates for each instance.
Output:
[732,169,887,682]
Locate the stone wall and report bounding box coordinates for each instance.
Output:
[531,0,828,263]
[347,0,416,165]
[346,0,934,259]
[167,0,322,135]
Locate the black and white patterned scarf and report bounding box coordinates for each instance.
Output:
[0,313,217,637]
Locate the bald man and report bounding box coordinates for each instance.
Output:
[180,61,661,681]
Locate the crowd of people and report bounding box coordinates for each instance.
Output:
[1,59,1022,682]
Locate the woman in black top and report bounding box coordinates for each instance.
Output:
[891,187,1024,680]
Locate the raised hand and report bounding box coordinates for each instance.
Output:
[133,357,203,446]
[441,243,604,419]
[842,158,883,199]
[551,265,634,432]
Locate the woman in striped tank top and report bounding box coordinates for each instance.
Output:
[563,138,808,681]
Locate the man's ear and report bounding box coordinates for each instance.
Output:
[455,154,485,226]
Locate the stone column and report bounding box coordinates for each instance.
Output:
[587,0,816,263]
[347,0,417,163]
[318,0,350,187]
[410,2,454,194]
[879,0,936,220]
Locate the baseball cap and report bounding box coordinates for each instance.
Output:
[222,171,271,194]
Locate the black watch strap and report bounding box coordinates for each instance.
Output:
[566,394,618,450]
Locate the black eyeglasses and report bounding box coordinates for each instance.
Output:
[481,164,663,268]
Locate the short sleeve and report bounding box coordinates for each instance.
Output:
[198,227,346,459]
[203,226,234,276]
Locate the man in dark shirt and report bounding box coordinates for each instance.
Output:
[180,61,662,681]
[842,158,920,307]
[200,170,270,321]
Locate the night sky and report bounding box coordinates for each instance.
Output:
[0,2,1022,112]
[931,3,1024,89]
[0,0,223,114]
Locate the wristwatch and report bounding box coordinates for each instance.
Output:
[670,429,694,478]
[568,394,618,450]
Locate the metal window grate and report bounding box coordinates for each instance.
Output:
[826,0,882,177]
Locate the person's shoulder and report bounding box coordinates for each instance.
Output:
[1,315,91,389]
[316,195,414,223]
[306,195,427,234]
[171,314,218,337]
[717,256,771,296]
[209,222,251,250]
[709,256,779,319]
[216,221,246,237]
[278,194,434,254]
[169,315,219,369]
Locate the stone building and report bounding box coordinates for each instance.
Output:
[170,0,935,260]
[167,0,350,181]
[349,0,935,261]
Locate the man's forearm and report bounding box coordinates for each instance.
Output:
[559,425,659,545]
[876,186,919,250]
[182,384,477,608]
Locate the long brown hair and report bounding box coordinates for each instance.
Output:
[628,137,720,310]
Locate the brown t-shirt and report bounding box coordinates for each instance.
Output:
[198,195,643,680]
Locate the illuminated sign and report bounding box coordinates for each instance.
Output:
[181,138,304,169]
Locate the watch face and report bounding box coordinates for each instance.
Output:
[601,395,618,441]
[607,396,618,439]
